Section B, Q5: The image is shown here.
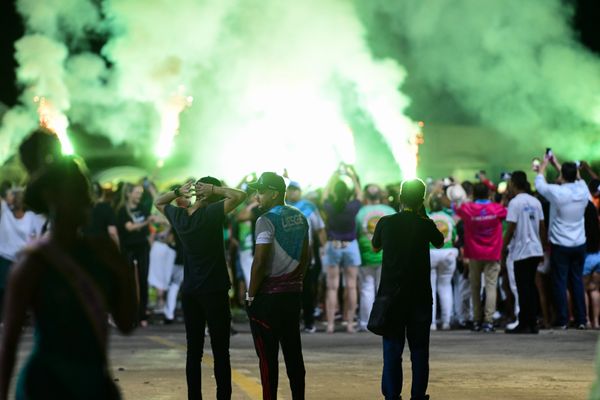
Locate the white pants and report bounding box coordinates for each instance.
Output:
[163,264,184,320]
[453,268,472,324]
[431,248,458,326]
[358,265,381,329]
[148,241,176,291]
[239,249,253,288]
[506,255,520,319]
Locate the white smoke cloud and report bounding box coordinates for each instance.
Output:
[0,34,71,163]
[16,0,101,40]
[0,107,37,162]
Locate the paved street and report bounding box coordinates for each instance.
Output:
[10,322,599,399]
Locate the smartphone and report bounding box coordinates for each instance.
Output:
[545,148,552,157]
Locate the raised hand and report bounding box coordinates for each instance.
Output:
[179,180,195,198]
[195,182,214,200]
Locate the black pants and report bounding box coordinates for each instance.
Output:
[182,290,232,400]
[514,257,541,328]
[125,245,150,322]
[0,256,13,321]
[247,293,305,400]
[382,304,431,400]
[302,263,320,328]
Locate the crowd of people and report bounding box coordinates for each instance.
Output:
[0,128,599,399]
[80,156,597,337]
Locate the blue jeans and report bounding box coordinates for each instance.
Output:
[550,244,587,326]
[382,306,431,400]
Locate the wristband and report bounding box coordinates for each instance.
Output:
[173,185,182,197]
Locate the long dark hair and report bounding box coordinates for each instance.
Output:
[332,180,351,213]
[25,157,92,223]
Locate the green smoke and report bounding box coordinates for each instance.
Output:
[1,0,420,187]
[4,0,596,184]
[355,0,600,162]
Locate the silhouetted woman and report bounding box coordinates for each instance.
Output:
[0,157,138,400]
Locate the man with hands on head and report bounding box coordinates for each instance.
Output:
[154,177,246,400]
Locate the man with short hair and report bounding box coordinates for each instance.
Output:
[286,181,326,333]
[503,171,546,334]
[154,177,246,400]
[355,184,395,332]
[372,178,444,400]
[455,182,507,332]
[535,157,590,329]
[246,172,310,400]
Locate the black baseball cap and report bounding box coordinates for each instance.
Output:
[248,172,286,193]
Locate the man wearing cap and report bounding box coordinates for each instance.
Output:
[246,172,310,400]
[286,181,326,333]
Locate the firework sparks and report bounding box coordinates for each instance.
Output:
[155,85,193,164]
[34,96,74,155]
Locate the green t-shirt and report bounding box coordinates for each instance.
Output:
[428,209,456,249]
[356,204,396,266]
[238,221,253,252]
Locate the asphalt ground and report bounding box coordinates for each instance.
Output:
[9,321,599,400]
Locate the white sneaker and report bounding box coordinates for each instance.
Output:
[441,323,451,331]
[430,323,437,331]
[506,320,519,330]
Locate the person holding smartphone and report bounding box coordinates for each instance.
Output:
[321,163,363,333]
[535,152,589,329]
[372,178,444,400]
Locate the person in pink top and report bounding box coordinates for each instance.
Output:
[455,183,507,332]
